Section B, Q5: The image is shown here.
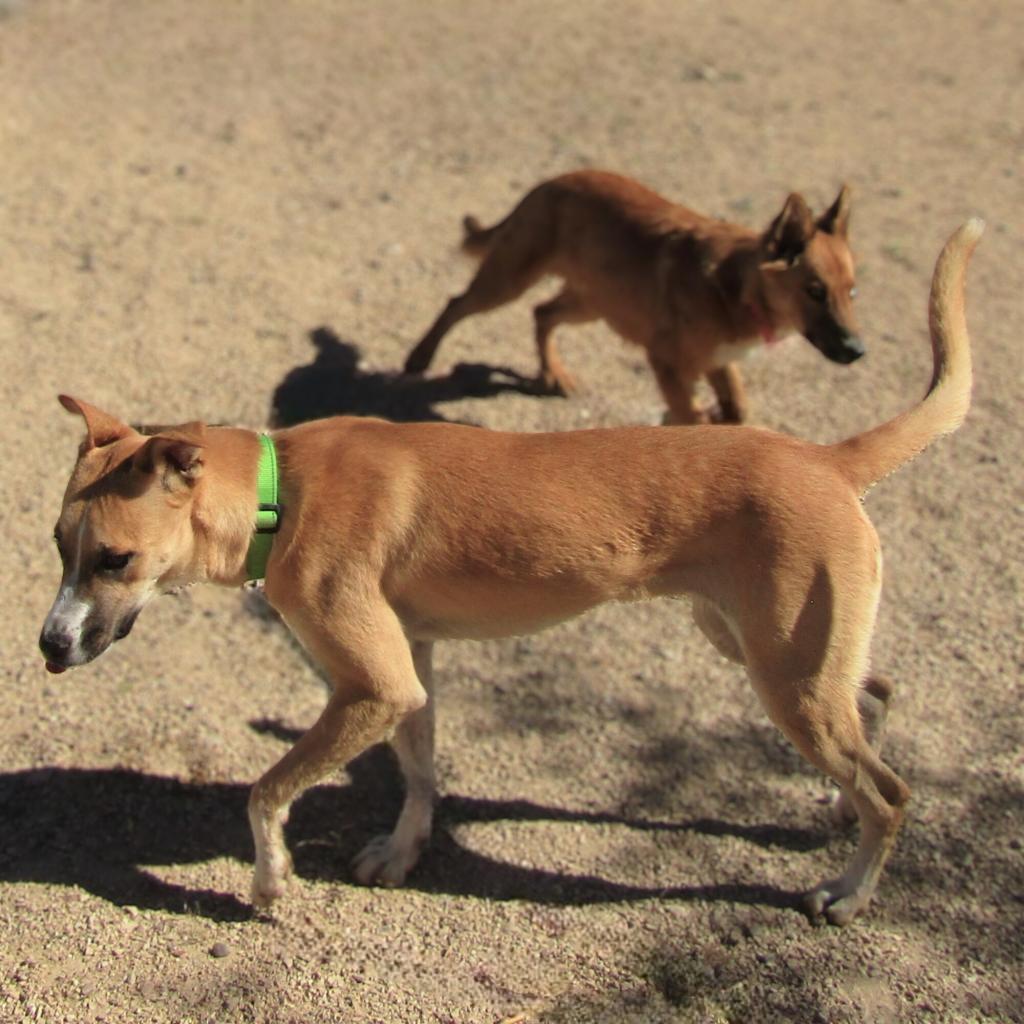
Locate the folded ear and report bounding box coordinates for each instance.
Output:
[763,193,814,264]
[817,183,852,237]
[58,394,134,450]
[133,423,206,489]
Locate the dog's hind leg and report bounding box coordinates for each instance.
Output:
[830,674,895,825]
[352,640,437,887]
[696,593,896,842]
[744,608,909,925]
[247,600,427,909]
[404,206,557,375]
[533,287,597,395]
[750,663,909,924]
[856,675,894,754]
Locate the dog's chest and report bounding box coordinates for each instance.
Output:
[709,336,763,368]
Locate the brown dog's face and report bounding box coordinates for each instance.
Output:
[39,397,204,674]
[758,186,863,365]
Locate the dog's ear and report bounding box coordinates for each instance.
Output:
[817,184,852,237]
[763,193,814,264]
[134,423,206,490]
[59,394,134,451]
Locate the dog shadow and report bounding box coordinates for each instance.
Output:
[0,732,818,922]
[269,326,545,427]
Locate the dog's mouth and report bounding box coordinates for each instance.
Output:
[115,610,139,641]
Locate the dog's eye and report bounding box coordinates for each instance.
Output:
[97,549,134,573]
[805,280,827,302]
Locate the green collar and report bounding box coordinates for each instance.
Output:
[246,434,281,581]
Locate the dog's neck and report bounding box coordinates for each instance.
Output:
[189,428,267,587]
[710,242,778,345]
[746,300,778,345]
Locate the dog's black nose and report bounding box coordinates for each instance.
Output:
[842,335,866,361]
[828,334,865,364]
[39,629,73,663]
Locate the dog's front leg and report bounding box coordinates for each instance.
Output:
[247,693,412,908]
[247,608,427,909]
[648,352,704,425]
[706,364,749,424]
[353,640,437,887]
[646,314,708,425]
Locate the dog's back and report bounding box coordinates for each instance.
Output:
[461,170,744,263]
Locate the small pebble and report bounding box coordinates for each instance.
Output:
[210,942,230,959]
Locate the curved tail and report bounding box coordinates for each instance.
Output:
[460,213,504,258]
[830,219,983,493]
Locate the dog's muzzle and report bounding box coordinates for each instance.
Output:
[831,334,865,364]
[39,609,140,674]
[812,327,865,365]
[39,628,73,673]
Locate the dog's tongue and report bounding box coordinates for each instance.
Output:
[45,662,66,675]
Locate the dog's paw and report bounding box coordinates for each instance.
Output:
[250,850,294,910]
[251,874,289,911]
[352,834,423,888]
[803,878,872,927]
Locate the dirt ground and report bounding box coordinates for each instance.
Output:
[1,1,1021,1021]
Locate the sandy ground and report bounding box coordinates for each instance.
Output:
[1,1,1022,1021]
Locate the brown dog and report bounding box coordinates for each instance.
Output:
[404,170,863,423]
[39,222,980,925]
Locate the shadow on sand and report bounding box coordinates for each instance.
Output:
[269,326,546,427]
[0,737,815,922]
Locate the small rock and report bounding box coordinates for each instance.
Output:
[688,64,719,82]
[210,942,231,959]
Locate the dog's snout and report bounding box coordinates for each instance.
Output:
[820,332,865,365]
[39,628,73,663]
[842,335,866,361]
[809,320,866,366]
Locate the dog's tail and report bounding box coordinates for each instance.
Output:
[830,218,983,493]
[461,214,504,258]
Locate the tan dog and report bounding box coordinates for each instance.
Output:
[404,170,863,424]
[39,222,980,925]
